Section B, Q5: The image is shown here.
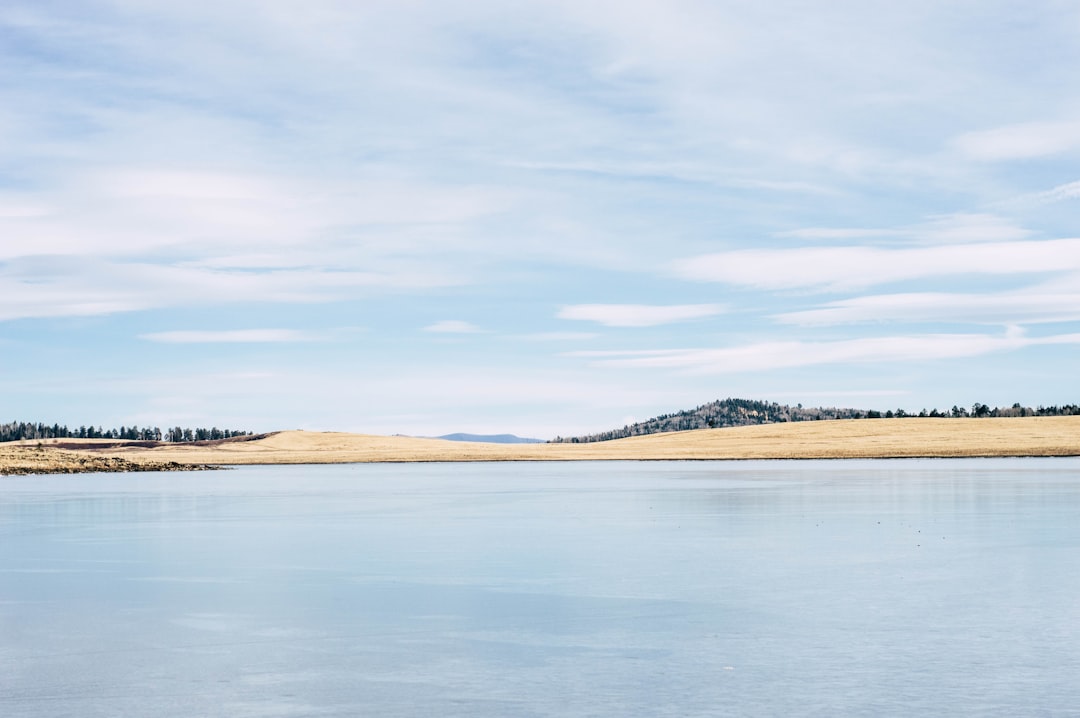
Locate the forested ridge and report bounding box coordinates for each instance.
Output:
[0,421,252,443]
[550,398,1080,444]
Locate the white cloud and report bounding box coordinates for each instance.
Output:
[507,159,843,197]
[140,329,318,343]
[0,258,460,322]
[918,213,1032,244]
[673,238,1080,291]
[5,0,1080,434]
[952,121,1080,161]
[0,198,49,219]
[423,320,483,333]
[0,169,515,261]
[1030,180,1080,205]
[568,332,1080,374]
[775,289,1080,326]
[778,214,1029,245]
[778,227,903,240]
[557,303,726,327]
[514,331,599,341]
[100,169,279,201]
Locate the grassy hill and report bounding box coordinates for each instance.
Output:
[551,397,1080,443]
[6,417,1078,472]
[550,398,864,442]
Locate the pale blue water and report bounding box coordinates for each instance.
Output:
[2,459,1080,717]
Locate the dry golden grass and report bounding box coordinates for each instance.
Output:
[11,416,1077,470]
[0,444,213,475]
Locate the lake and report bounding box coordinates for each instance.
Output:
[3,459,1080,716]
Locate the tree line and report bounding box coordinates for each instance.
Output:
[0,421,253,443]
[550,398,1080,444]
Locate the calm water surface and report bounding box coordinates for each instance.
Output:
[2,459,1080,717]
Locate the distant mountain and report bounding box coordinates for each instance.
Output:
[437,433,545,444]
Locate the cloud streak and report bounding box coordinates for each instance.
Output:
[423,320,484,334]
[775,288,1080,326]
[673,238,1080,292]
[558,303,726,327]
[777,214,1031,245]
[5,1,1080,432]
[0,256,462,322]
[140,330,319,343]
[953,121,1080,161]
[569,332,1080,374]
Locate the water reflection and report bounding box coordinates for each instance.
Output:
[2,459,1080,716]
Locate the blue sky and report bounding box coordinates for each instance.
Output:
[2,1,1079,439]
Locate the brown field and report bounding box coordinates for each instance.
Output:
[4,417,1078,474]
[0,444,215,475]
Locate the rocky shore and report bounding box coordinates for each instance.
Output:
[0,445,217,476]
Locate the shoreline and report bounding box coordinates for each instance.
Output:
[4,416,1079,474]
[8,453,1079,476]
[0,445,218,475]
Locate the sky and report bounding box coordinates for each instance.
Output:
[2,1,1079,439]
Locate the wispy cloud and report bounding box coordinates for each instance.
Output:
[1028,180,1080,205]
[514,331,599,341]
[777,214,1030,245]
[775,288,1080,326]
[0,167,515,261]
[568,332,1080,374]
[778,227,903,240]
[140,329,319,343]
[558,303,726,327]
[5,0,1080,432]
[423,320,484,333]
[0,257,460,322]
[952,121,1080,161]
[917,214,1032,244]
[673,238,1080,292]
